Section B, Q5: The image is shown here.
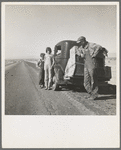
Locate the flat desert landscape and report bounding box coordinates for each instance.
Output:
[6,57,116,85]
[5,56,117,115]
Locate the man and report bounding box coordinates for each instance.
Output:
[75,36,108,100]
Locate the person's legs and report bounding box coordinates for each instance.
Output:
[42,69,44,86]
[39,68,44,87]
[44,66,49,89]
[39,69,42,85]
[48,68,52,89]
[84,67,91,95]
[88,68,98,99]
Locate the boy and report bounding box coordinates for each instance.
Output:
[37,53,45,88]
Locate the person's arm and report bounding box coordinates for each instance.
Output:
[80,49,85,58]
[75,46,85,58]
[51,55,55,69]
[102,47,108,57]
[36,60,40,67]
[37,59,42,67]
[43,55,46,63]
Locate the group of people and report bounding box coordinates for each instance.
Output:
[37,36,108,100]
[37,47,54,90]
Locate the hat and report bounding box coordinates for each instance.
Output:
[77,36,86,43]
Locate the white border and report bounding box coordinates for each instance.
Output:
[2,2,119,5]
[2,2,120,148]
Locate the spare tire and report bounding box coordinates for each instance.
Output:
[52,76,60,91]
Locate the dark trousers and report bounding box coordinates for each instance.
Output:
[39,68,44,86]
[84,67,98,98]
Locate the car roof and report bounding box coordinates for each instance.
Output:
[55,40,76,46]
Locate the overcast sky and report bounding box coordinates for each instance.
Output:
[4,3,118,59]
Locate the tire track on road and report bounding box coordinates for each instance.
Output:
[24,62,53,115]
[25,62,82,115]
[25,61,98,115]
[5,62,49,115]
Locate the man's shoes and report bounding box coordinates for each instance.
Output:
[84,95,91,99]
[45,88,48,90]
[40,85,44,88]
[88,97,94,100]
[88,94,98,100]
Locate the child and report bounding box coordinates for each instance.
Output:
[44,47,54,90]
[37,53,45,88]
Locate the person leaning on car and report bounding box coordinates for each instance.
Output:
[75,36,108,100]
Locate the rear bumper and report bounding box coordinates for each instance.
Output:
[56,80,68,85]
[57,66,112,86]
[97,66,112,81]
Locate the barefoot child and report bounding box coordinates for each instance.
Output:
[44,47,54,90]
[37,53,45,88]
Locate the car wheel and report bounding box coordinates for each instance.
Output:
[52,76,60,91]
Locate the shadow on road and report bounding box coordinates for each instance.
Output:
[61,84,116,95]
[69,84,116,92]
[95,95,116,100]
[25,61,116,96]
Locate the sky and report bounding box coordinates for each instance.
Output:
[4,3,118,59]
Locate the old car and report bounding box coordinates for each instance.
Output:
[52,40,111,91]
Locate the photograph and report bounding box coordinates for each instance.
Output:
[2,2,120,148]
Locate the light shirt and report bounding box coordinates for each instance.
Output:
[44,53,53,67]
[75,42,103,58]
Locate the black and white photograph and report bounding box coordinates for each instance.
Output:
[2,2,120,148]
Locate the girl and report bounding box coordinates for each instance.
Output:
[44,47,54,90]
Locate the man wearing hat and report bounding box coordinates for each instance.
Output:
[75,36,108,100]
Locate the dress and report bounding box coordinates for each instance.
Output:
[76,42,103,99]
[44,53,54,89]
[37,59,44,86]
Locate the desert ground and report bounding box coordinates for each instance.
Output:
[5,57,117,115]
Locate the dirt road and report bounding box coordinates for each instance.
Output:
[5,61,116,115]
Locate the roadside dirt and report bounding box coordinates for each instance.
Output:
[63,85,116,115]
[27,61,117,115]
